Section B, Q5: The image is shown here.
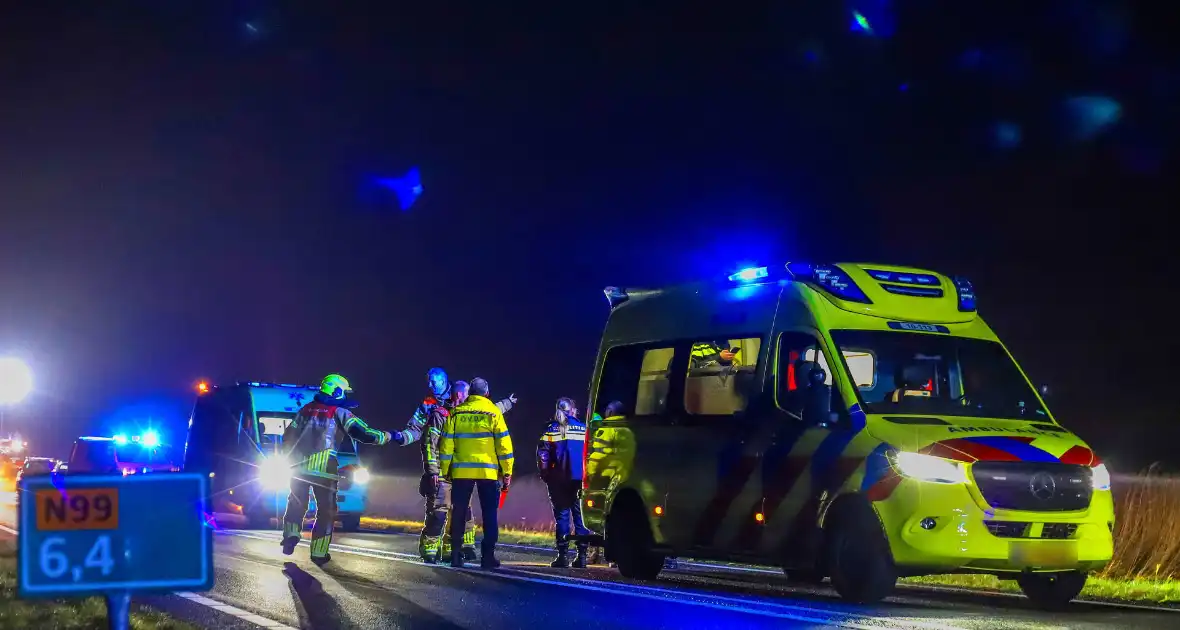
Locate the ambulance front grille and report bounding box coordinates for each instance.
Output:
[984,521,1078,539]
[972,462,1092,512]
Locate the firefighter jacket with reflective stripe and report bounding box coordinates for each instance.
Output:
[439,395,514,480]
[285,396,390,478]
[536,417,587,483]
[401,395,514,475]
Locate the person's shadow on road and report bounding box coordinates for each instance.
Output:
[283,562,355,629]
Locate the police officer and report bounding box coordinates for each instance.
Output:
[690,340,738,368]
[398,367,516,562]
[537,398,591,568]
[281,374,396,565]
[440,377,514,569]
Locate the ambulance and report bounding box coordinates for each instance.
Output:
[583,262,1113,607]
[182,381,372,531]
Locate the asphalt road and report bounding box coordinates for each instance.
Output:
[3,491,1179,629]
[166,529,1180,629]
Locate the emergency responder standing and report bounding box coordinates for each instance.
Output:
[398,367,516,562]
[281,374,396,565]
[440,377,513,569]
[537,397,591,568]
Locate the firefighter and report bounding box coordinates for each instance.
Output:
[537,397,591,568]
[440,377,513,569]
[399,367,516,562]
[281,374,395,565]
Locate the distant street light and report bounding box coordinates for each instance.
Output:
[0,357,33,405]
[0,357,33,435]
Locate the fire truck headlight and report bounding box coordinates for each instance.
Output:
[892,451,968,484]
[352,467,371,485]
[259,456,293,491]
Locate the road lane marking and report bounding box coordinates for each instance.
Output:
[174,592,298,629]
[340,530,1180,616]
[222,530,960,629]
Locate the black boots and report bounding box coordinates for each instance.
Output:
[551,548,570,568]
[281,536,299,556]
[572,544,589,569]
[552,544,589,568]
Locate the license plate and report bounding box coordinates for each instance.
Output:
[35,488,120,531]
[1009,541,1078,568]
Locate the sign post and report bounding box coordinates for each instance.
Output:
[18,473,214,630]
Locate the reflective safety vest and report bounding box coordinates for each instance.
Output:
[439,395,515,481]
[536,417,587,482]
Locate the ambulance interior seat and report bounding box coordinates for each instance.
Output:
[887,364,933,404]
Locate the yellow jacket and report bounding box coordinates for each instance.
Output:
[440,395,514,480]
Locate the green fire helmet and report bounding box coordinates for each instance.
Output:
[320,374,353,400]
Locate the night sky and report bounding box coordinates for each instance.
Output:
[2,2,1176,472]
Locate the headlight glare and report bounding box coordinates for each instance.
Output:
[258,456,293,491]
[892,451,968,484]
[352,467,371,485]
[1091,463,1111,490]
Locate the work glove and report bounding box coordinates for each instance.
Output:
[508,393,518,404]
[385,430,401,445]
[501,474,512,491]
[418,473,434,497]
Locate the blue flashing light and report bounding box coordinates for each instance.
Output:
[141,430,161,448]
[113,434,129,445]
[952,276,977,312]
[864,269,939,286]
[786,262,872,304]
[727,266,769,283]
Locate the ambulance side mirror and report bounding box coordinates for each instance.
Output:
[802,367,831,426]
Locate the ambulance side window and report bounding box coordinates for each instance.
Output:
[597,344,676,417]
[776,332,847,424]
[684,337,762,415]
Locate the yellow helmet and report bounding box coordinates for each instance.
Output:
[320,374,352,400]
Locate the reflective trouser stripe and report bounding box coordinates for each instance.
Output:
[311,535,331,557]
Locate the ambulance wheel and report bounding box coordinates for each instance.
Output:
[607,502,664,580]
[825,498,896,603]
[1016,571,1087,609]
[340,515,362,532]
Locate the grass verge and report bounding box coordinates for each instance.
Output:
[359,516,1180,606]
[0,542,195,630]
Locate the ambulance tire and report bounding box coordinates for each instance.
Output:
[1016,571,1087,610]
[607,502,664,580]
[340,515,362,532]
[825,498,896,604]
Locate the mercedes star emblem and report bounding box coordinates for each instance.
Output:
[1029,471,1057,501]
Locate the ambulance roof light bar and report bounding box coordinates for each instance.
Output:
[952,276,977,312]
[785,262,873,304]
[727,266,769,282]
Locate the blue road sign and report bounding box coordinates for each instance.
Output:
[17,473,214,597]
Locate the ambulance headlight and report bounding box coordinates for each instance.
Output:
[892,452,968,484]
[1091,463,1111,491]
[259,456,293,491]
[352,467,371,485]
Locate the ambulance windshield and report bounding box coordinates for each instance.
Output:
[828,330,1048,421]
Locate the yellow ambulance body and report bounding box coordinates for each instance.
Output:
[583,262,1113,606]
